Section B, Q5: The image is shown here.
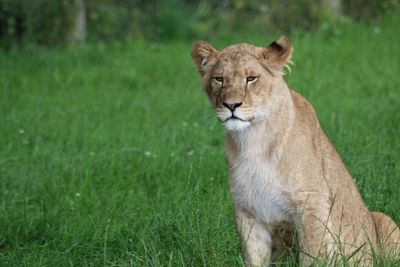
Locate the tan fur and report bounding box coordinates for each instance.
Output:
[191,37,400,266]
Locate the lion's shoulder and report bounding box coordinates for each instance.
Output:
[289,89,319,127]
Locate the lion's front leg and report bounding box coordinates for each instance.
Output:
[234,208,273,267]
[296,200,336,266]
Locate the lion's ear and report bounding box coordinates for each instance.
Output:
[191,40,218,77]
[261,36,293,74]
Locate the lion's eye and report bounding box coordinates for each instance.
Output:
[246,76,257,83]
[213,77,224,83]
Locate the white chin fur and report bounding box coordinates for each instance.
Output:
[223,119,251,131]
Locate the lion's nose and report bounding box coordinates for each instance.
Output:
[223,101,243,112]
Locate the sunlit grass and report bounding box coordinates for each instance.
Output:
[0,14,399,266]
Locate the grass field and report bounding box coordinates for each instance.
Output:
[0,14,399,266]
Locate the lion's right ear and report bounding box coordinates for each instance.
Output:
[191,40,218,77]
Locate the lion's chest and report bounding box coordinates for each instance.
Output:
[229,156,293,224]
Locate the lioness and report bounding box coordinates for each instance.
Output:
[191,37,399,266]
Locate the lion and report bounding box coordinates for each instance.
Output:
[191,37,400,266]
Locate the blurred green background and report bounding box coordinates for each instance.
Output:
[0,0,399,46]
[1,1,400,266]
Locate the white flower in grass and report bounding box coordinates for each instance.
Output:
[75,193,81,197]
[186,149,194,156]
[19,129,25,134]
[144,150,152,157]
[182,121,188,127]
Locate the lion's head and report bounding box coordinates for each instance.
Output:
[191,37,292,131]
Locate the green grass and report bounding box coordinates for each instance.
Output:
[0,14,399,266]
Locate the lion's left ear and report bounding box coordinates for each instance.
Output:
[261,36,293,74]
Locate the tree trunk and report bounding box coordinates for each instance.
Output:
[323,0,342,17]
[70,0,86,44]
